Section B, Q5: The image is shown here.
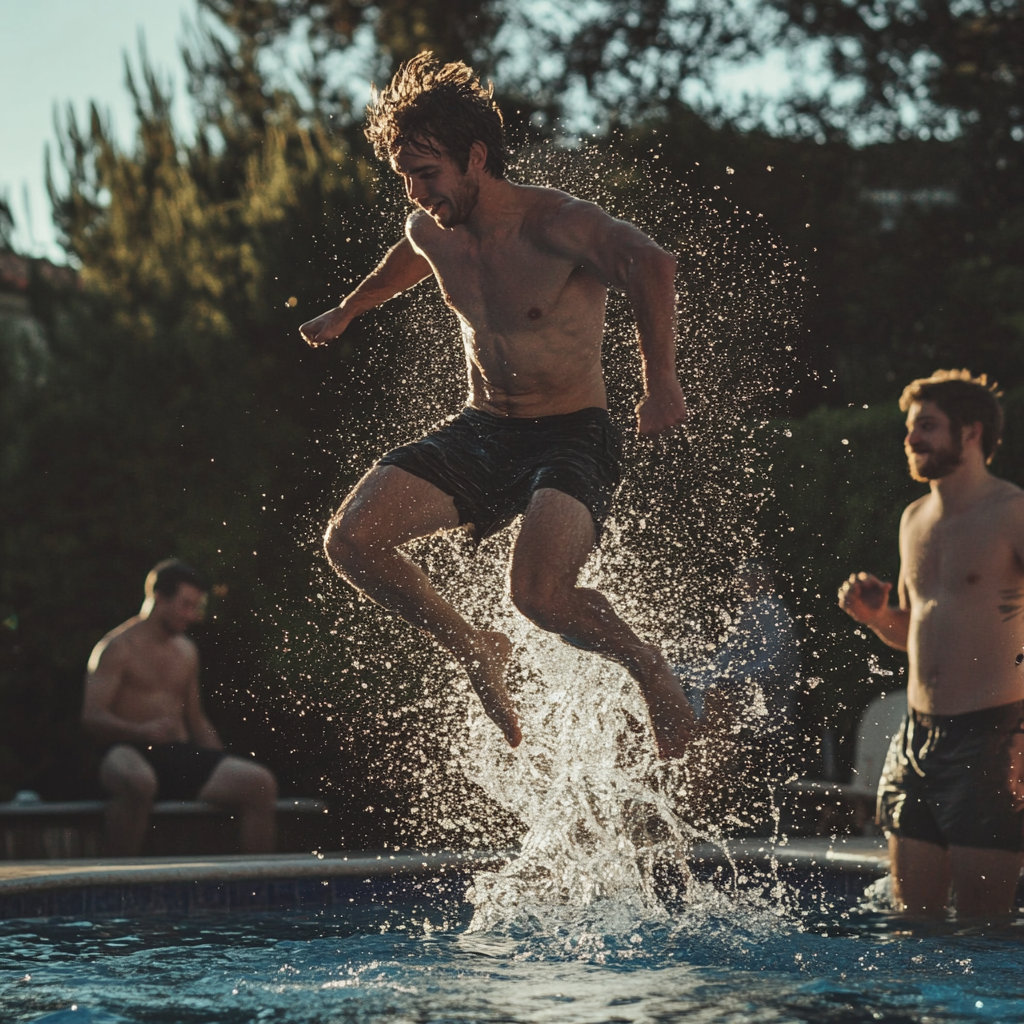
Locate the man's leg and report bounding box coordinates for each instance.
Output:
[509,487,694,759]
[98,745,157,857]
[324,464,521,746]
[948,845,1022,918]
[199,756,278,854]
[889,834,951,917]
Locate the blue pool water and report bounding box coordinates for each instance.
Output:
[3,890,1024,1024]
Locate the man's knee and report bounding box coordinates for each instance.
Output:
[100,745,157,804]
[246,763,278,807]
[509,572,567,632]
[205,757,278,808]
[323,504,380,573]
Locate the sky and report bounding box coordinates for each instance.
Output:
[0,0,199,261]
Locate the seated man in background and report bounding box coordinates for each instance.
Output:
[82,560,277,856]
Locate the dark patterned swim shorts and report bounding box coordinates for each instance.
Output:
[378,406,623,542]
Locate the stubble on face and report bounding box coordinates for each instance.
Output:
[393,140,480,228]
[154,585,207,636]
[905,420,963,482]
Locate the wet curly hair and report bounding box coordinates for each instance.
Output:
[899,368,1004,463]
[364,52,509,178]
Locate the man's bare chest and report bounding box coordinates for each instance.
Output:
[906,510,1017,599]
[423,236,584,327]
[120,648,192,705]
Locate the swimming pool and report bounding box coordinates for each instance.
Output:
[2,845,1022,1024]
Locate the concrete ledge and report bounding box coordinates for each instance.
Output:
[0,849,507,896]
[0,797,330,859]
[0,797,327,818]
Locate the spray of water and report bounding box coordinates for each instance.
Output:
[274,136,806,931]
[373,140,806,934]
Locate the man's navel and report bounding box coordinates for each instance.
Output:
[526,307,542,321]
[966,572,981,585]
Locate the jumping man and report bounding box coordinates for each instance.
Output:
[301,54,695,758]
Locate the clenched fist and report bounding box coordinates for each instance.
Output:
[838,572,892,626]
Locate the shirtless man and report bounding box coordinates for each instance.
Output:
[300,53,695,758]
[82,560,278,856]
[839,370,1024,917]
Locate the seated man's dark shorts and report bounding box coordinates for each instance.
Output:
[133,743,229,801]
[877,700,1024,852]
[378,406,623,542]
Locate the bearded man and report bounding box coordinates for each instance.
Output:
[300,53,695,758]
[839,370,1024,917]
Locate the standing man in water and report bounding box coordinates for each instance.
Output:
[300,53,695,758]
[839,370,1024,917]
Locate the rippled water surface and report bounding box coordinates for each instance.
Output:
[3,895,1024,1024]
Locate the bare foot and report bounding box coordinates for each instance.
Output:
[462,630,522,747]
[634,650,696,760]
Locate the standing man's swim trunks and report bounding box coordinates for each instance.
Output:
[378,406,623,542]
[877,699,1024,851]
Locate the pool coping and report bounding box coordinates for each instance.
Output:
[689,835,889,876]
[0,849,510,899]
[0,836,888,902]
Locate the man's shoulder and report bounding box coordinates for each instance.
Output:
[986,477,1024,521]
[87,617,142,673]
[520,185,605,226]
[405,209,437,245]
[991,476,1024,501]
[901,493,931,522]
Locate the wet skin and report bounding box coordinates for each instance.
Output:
[839,401,1024,716]
[302,138,695,758]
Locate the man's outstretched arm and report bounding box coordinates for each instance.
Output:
[300,236,432,347]
[539,198,686,435]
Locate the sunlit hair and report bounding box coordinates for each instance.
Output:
[364,52,508,178]
[145,559,209,600]
[899,369,1004,463]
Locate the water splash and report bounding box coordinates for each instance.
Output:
[271,137,804,908]
[392,140,802,933]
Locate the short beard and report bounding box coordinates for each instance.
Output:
[907,436,963,482]
[442,176,479,227]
